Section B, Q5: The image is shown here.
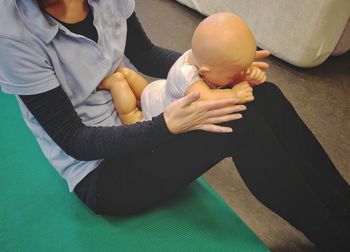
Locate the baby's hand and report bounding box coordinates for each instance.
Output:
[244,66,267,86]
[231,81,254,104]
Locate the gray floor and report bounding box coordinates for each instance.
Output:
[135,0,350,251]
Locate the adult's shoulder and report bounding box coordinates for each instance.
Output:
[0,0,30,40]
[106,0,135,18]
[0,1,57,95]
[0,0,55,56]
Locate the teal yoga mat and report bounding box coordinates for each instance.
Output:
[0,91,270,252]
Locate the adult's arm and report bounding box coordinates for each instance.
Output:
[19,86,173,161]
[15,13,179,161]
[17,12,241,161]
[14,12,181,162]
[125,12,181,78]
[19,83,242,161]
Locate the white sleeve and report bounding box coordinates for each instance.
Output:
[166,63,202,100]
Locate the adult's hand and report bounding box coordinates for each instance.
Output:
[252,50,270,71]
[163,91,246,134]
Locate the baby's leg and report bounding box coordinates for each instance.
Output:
[99,72,143,125]
[116,67,148,100]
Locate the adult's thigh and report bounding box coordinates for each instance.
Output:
[95,126,239,215]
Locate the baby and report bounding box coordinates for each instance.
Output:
[99,12,266,124]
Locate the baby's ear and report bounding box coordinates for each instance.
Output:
[198,66,210,76]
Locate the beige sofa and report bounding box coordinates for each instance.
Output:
[175,0,350,67]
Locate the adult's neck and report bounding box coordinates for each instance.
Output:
[37,0,88,24]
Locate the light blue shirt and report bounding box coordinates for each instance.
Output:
[0,0,135,191]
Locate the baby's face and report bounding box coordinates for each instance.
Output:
[201,62,248,87]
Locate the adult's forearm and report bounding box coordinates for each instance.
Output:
[19,86,173,161]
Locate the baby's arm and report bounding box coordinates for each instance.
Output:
[229,66,267,87]
[244,66,267,86]
[185,80,254,104]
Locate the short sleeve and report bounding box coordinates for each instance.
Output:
[110,0,135,19]
[0,36,59,95]
[165,53,202,102]
[174,64,202,98]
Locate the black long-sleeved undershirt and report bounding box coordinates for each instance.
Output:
[124,13,180,78]
[19,12,181,161]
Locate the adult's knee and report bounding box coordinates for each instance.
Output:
[254,82,290,105]
[254,82,281,96]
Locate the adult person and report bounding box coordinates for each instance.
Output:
[0,0,349,250]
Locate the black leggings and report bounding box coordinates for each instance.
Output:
[75,83,350,250]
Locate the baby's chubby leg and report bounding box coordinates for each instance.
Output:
[99,72,143,125]
[116,67,148,101]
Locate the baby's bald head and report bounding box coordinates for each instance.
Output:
[192,12,256,78]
